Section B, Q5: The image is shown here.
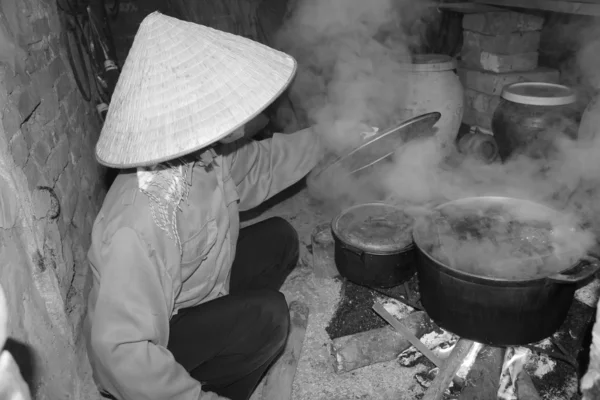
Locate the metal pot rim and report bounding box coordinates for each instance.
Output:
[313,112,441,180]
[425,196,573,217]
[331,202,415,255]
[413,243,586,285]
[412,196,587,284]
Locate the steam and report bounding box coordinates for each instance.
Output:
[276,0,600,259]
[276,0,438,210]
[412,198,595,280]
[276,0,435,151]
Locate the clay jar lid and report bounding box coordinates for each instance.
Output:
[396,54,457,72]
[501,82,576,106]
[331,203,415,254]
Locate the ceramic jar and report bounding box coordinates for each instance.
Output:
[491,82,578,161]
[396,54,464,146]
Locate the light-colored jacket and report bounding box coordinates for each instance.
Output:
[84,129,321,400]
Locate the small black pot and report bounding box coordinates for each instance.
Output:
[332,234,417,288]
[331,203,417,289]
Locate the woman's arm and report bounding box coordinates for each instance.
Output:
[222,128,323,211]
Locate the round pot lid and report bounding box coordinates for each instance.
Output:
[313,112,441,180]
[332,203,415,254]
[501,82,576,106]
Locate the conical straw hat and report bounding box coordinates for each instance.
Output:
[95,12,297,168]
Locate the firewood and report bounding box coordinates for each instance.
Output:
[458,346,506,400]
[261,301,310,400]
[517,369,541,400]
[330,311,434,374]
[582,304,600,400]
[372,303,443,367]
[423,339,476,400]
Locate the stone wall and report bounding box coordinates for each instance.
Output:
[0,0,106,398]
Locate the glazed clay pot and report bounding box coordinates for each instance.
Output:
[396,54,464,145]
[491,82,578,161]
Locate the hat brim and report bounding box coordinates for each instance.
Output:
[97,63,297,169]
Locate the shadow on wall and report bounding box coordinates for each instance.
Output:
[4,339,35,392]
[104,167,119,188]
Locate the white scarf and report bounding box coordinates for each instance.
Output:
[137,161,190,253]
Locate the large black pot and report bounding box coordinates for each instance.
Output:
[331,203,417,289]
[412,196,600,346]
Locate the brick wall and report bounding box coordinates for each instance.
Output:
[458,11,561,133]
[0,0,106,398]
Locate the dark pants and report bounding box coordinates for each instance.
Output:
[167,217,300,400]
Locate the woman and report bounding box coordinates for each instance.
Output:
[84,12,323,400]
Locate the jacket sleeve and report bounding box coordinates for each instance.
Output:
[88,227,204,400]
[223,128,323,211]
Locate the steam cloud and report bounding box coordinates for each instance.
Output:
[276,0,434,150]
[276,0,600,258]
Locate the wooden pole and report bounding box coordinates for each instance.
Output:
[423,339,476,400]
[261,301,310,400]
[471,0,600,17]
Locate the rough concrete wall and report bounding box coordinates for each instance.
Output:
[0,0,106,398]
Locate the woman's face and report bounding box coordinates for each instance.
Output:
[219,126,245,144]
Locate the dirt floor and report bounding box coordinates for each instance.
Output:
[243,182,600,400]
[244,183,428,400]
